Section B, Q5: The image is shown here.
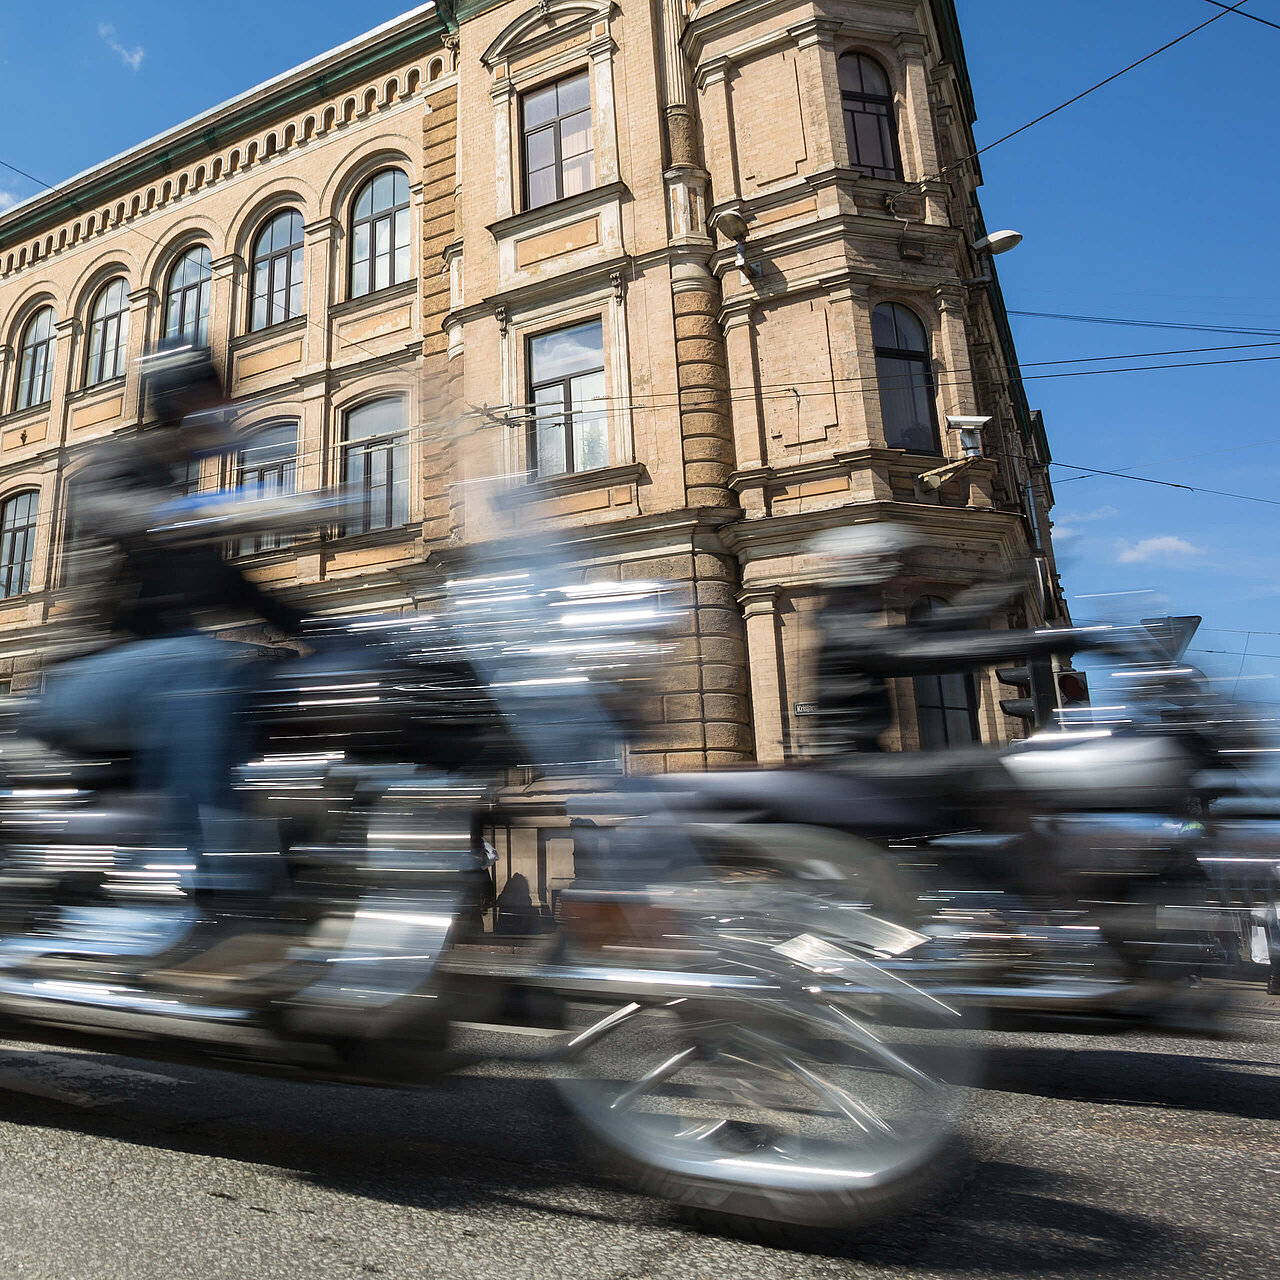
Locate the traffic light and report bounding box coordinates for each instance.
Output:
[996,657,1056,729]
[1057,669,1090,707]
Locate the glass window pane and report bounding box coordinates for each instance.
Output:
[561,151,593,198]
[530,319,603,381]
[374,252,390,293]
[390,442,408,524]
[375,217,391,257]
[372,169,394,213]
[536,417,566,477]
[346,398,404,442]
[86,324,104,385]
[854,111,888,172]
[525,127,556,172]
[393,170,409,205]
[560,109,592,159]
[527,167,557,210]
[353,222,370,267]
[522,83,559,128]
[351,261,369,298]
[289,277,303,321]
[394,244,411,285]
[112,310,128,377]
[393,207,409,253]
[356,182,373,220]
[557,71,590,115]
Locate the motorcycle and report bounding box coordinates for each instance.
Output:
[612,622,1254,1032]
[0,490,982,1236]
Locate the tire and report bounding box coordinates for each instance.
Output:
[549,846,981,1230]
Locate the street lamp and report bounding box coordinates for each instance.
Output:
[712,210,761,279]
[962,228,1023,286]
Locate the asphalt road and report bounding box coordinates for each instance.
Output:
[0,990,1276,1280]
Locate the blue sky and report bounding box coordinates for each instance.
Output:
[1,2,1277,693]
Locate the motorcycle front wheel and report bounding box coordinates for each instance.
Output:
[548,861,981,1234]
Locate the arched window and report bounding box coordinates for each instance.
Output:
[237,421,297,554]
[85,278,130,387]
[910,597,980,749]
[15,307,56,410]
[163,245,212,346]
[872,302,939,454]
[250,210,304,330]
[342,399,408,534]
[839,54,902,181]
[0,491,39,598]
[349,169,411,298]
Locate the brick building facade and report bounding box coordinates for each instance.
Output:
[0,0,1066,912]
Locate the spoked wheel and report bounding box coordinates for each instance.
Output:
[549,868,981,1232]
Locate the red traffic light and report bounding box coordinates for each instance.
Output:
[1057,670,1090,706]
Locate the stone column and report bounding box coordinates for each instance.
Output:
[491,77,516,221]
[588,32,620,186]
[673,273,735,509]
[0,345,11,414]
[49,318,79,439]
[302,216,338,372]
[933,282,976,437]
[210,253,240,383]
[741,587,788,763]
[121,287,156,425]
[720,298,763,509]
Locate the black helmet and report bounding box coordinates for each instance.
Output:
[139,344,223,428]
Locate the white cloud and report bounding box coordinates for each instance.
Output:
[0,190,17,213]
[1057,505,1120,525]
[98,23,144,72]
[1115,535,1204,565]
[1051,525,1079,542]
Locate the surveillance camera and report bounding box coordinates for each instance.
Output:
[946,415,993,429]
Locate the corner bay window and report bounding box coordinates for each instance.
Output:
[527,319,607,477]
[521,71,593,211]
[873,302,939,454]
[343,399,408,534]
[911,598,980,749]
[0,491,38,599]
[350,169,411,299]
[839,53,902,181]
[15,308,56,410]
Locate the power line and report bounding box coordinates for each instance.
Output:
[1047,459,1280,508]
[1008,309,1280,337]
[1056,432,1280,486]
[1199,0,1280,31]
[897,0,1254,197]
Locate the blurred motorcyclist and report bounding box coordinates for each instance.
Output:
[30,345,305,903]
[809,522,1050,757]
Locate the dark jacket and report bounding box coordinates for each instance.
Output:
[67,436,305,641]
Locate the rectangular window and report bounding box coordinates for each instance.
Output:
[521,71,594,211]
[527,319,607,477]
[238,424,297,555]
[343,399,409,535]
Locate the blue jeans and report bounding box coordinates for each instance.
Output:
[32,633,264,891]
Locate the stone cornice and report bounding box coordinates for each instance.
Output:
[0,9,450,250]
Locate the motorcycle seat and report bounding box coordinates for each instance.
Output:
[644,766,967,838]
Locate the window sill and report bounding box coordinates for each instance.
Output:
[0,402,52,431]
[324,523,418,552]
[487,181,628,241]
[230,315,307,353]
[520,460,644,499]
[329,278,417,321]
[66,377,126,405]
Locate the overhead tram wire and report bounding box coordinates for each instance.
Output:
[1007,309,1280,338]
[889,0,1255,205]
[1198,0,1280,31]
